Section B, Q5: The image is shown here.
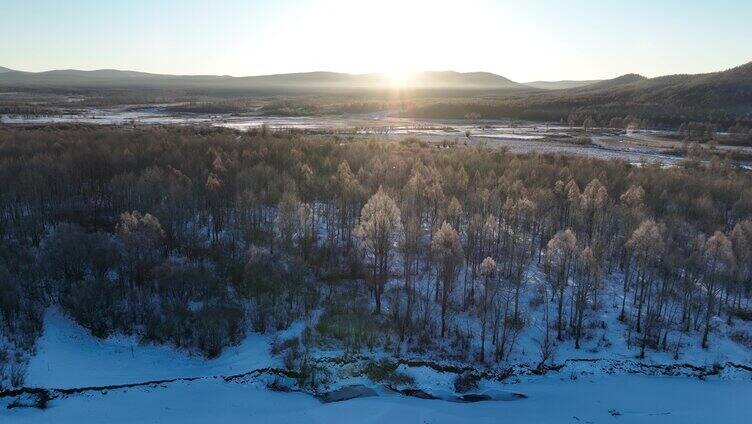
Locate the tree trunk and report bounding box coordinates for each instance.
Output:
[557,285,565,340]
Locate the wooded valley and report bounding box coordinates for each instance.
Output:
[1,125,751,389]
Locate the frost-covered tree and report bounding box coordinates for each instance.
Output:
[275,191,312,254]
[432,222,464,338]
[334,161,362,245]
[546,229,578,340]
[400,214,421,317]
[573,246,600,348]
[355,187,403,314]
[730,220,752,314]
[581,178,608,243]
[117,211,166,286]
[445,197,464,233]
[477,257,496,362]
[701,231,735,348]
[505,196,535,320]
[625,219,665,331]
[619,185,646,315]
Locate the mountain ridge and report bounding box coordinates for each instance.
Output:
[523,80,602,90]
[0,68,526,91]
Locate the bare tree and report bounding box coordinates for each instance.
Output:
[535,284,556,371]
[573,246,600,348]
[730,220,752,316]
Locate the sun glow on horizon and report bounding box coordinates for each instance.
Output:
[385,68,414,87]
[2,1,750,82]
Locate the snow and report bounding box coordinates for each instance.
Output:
[370,266,752,370]
[474,132,546,140]
[6,374,752,423]
[12,268,752,422]
[520,269,748,366]
[24,309,283,389]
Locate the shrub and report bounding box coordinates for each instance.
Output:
[10,362,26,387]
[363,359,414,387]
[570,136,593,145]
[272,336,300,356]
[730,330,752,349]
[730,307,752,322]
[453,371,480,393]
[315,302,379,352]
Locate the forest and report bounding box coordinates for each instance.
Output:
[1,125,751,389]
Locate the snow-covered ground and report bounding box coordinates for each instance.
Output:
[7,373,752,423]
[7,269,751,422]
[25,309,289,388]
[368,268,752,370]
[506,271,752,367]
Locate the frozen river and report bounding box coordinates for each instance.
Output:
[7,374,752,424]
[0,108,704,165]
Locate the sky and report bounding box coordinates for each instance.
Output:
[2,0,751,82]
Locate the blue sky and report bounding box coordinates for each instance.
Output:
[2,0,751,81]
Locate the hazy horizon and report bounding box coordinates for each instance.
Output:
[1,64,745,84]
[3,0,751,82]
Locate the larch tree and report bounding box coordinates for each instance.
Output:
[117,211,166,287]
[445,197,464,234]
[701,231,735,348]
[730,220,752,313]
[355,187,403,314]
[506,196,535,320]
[625,219,665,332]
[400,214,421,317]
[564,179,582,230]
[431,222,464,338]
[205,173,223,242]
[276,191,311,253]
[334,161,362,245]
[619,185,646,317]
[573,246,600,349]
[546,228,578,340]
[477,256,496,362]
[581,178,608,244]
[424,167,446,240]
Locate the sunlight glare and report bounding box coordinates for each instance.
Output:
[386,69,413,88]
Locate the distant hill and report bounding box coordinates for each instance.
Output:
[3,61,752,126]
[523,80,601,90]
[564,64,752,109]
[0,66,14,73]
[0,68,526,92]
[409,71,521,89]
[578,73,647,90]
[403,61,752,127]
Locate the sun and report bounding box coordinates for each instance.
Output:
[385,68,414,88]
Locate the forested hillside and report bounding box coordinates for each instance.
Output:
[1,126,751,389]
[403,62,752,129]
